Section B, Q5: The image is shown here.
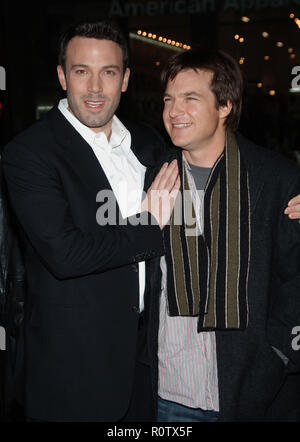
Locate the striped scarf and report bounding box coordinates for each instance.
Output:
[164,131,251,331]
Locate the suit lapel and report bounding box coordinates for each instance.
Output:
[47,107,115,196]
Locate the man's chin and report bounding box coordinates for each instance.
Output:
[78,115,106,129]
[169,137,186,149]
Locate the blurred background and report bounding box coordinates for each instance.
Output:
[0,0,300,161]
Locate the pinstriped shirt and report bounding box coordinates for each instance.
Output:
[158,157,219,410]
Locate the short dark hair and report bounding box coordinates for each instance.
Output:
[161,49,243,131]
[58,19,129,73]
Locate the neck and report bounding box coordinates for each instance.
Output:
[91,125,112,141]
[66,105,113,140]
[89,118,113,140]
[183,131,226,167]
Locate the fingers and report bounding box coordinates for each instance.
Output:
[151,160,178,192]
[151,162,168,186]
[285,204,300,215]
[143,160,181,230]
[284,208,300,223]
[284,194,300,223]
[287,194,300,207]
[284,194,300,214]
[162,160,179,193]
[170,175,181,199]
[149,162,168,191]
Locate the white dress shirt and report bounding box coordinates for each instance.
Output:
[58,98,147,311]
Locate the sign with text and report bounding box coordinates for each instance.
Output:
[109,0,300,17]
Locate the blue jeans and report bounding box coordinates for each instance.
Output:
[157,396,219,422]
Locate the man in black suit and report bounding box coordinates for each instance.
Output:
[147,49,300,422]
[2,19,180,422]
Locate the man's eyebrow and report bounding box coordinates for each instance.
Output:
[182,91,202,97]
[70,64,121,71]
[71,64,89,69]
[163,91,202,98]
[102,65,121,71]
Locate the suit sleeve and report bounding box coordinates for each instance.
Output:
[3,141,165,280]
[267,173,300,373]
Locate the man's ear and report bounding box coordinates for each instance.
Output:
[57,65,67,91]
[121,67,130,93]
[219,100,232,121]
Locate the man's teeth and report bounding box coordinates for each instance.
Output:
[86,101,103,107]
[173,123,192,128]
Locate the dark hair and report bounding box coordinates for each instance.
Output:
[58,19,129,73]
[161,49,243,131]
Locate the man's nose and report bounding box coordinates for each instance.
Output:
[169,100,184,118]
[88,74,103,94]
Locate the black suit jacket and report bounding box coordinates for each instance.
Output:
[2,107,166,421]
[148,133,300,422]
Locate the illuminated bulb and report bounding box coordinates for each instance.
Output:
[234,34,240,40]
[276,41,284,47]
[264,55,270,61]
[167,39,171,44]
[239,37,244,43]
[239,57,245,65]
[187,46,191,50]
[183,44,187,49]
[175,42,180,47]
[257,82,263,88]
[148,33,152,38]
[171,40,175,45]
[290,13,295,18]
[262,31,269,38]
[142,31,147,37]
[155,61,160,66]
[295,18,300,28]
[290,53,296,59]
[137,30,142,35]
[158,36,162,41]
[152,34,156,39]
[269,90,276,96]
[241,16,250,23]
[163,38,167,43]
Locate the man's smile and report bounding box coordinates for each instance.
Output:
[84,100,105,110]
[172,122,192,129]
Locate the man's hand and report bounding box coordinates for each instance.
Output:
[141,160,180,229]
[284,194,300,223]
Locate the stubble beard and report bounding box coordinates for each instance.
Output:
[67,93,121,131]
